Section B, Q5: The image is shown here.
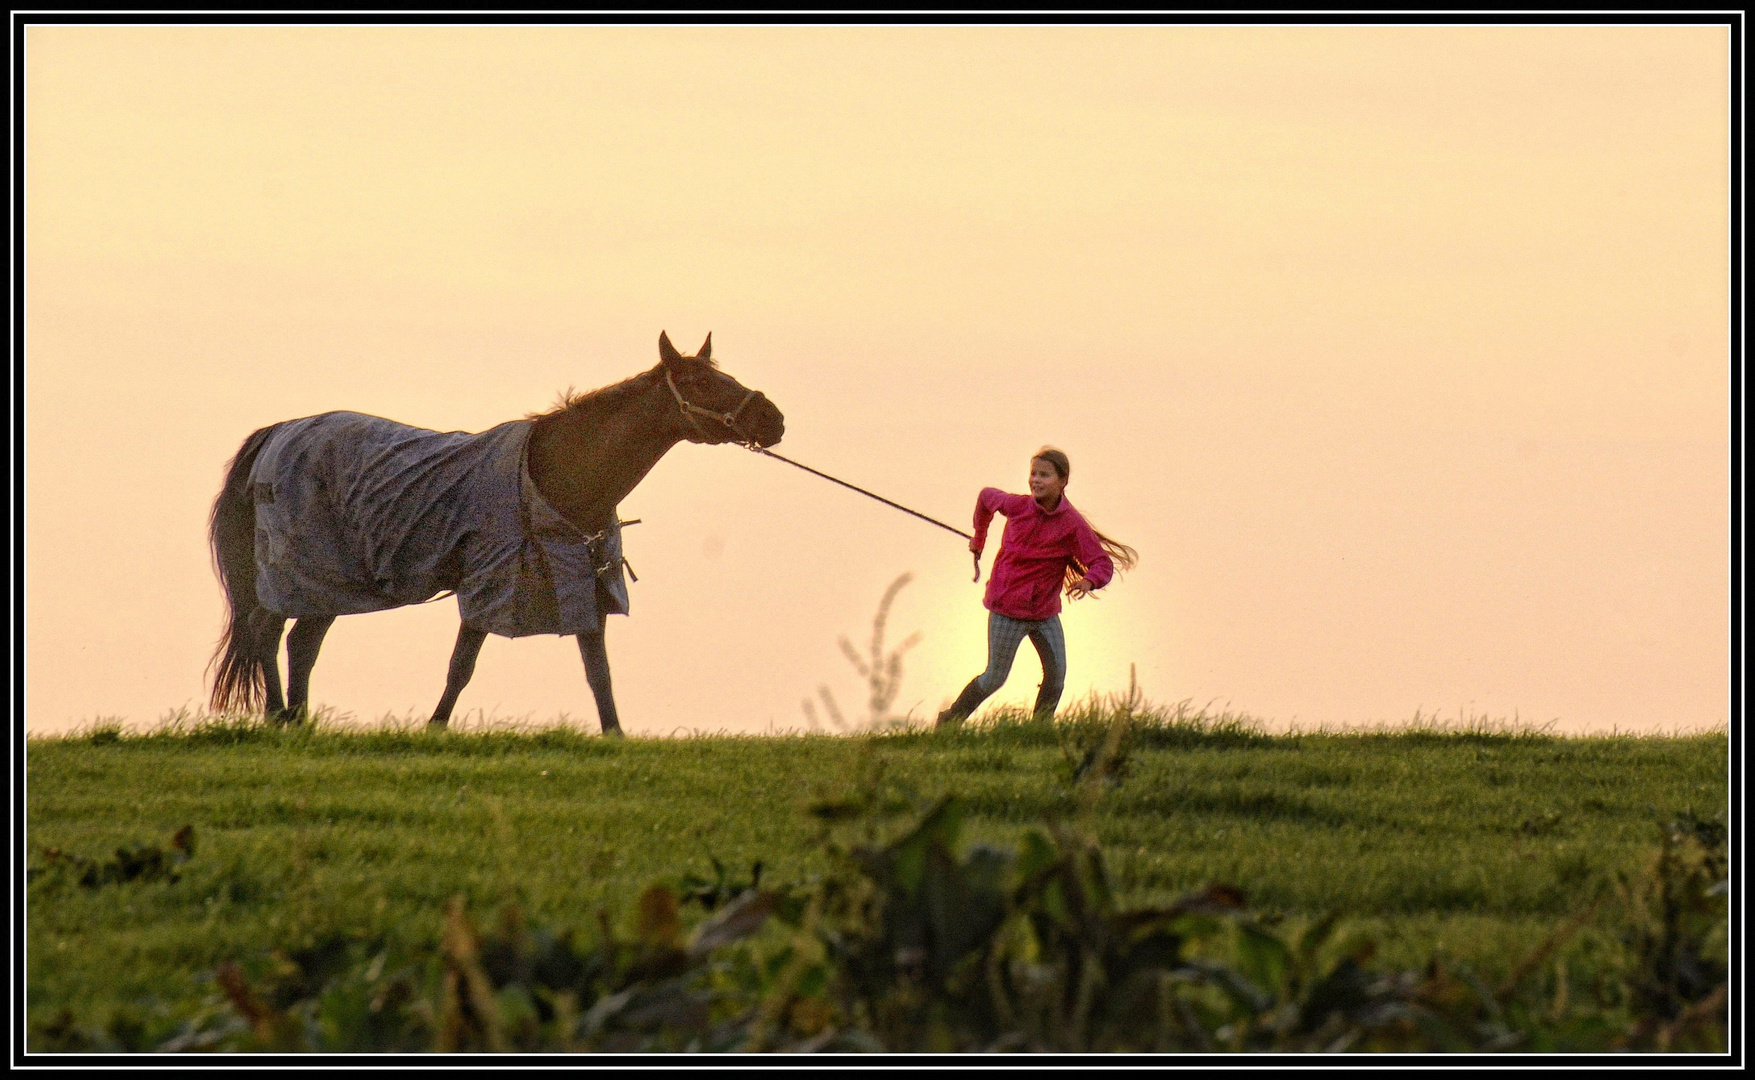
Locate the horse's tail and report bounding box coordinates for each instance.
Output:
[207,424,281,714]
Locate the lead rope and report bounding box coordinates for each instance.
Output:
[741,445,970,540]
[666,369,982,581]
[742,444,983,583]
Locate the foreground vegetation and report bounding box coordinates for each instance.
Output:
[26,697,1727,1053]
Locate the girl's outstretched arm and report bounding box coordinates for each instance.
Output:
[970,487,1031,554]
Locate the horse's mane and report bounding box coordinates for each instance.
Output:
[526,355,719,422]
[526,371,651,421]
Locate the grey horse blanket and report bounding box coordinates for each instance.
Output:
[249,411,628,638]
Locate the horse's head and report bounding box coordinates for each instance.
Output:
[658,331,785,448]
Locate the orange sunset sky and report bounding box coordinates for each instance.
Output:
[24,25,1730,735]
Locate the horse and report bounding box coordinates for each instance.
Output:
[204,331,784,736]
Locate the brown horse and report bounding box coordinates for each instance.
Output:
[205,332,784,735]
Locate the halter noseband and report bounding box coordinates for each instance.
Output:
[665,366,761,446]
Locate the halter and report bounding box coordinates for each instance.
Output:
[665,366,761,446]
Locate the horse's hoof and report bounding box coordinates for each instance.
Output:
[427,719,449,731]
[601,726,624,739]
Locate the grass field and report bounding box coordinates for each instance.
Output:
[24,701,1729,1051]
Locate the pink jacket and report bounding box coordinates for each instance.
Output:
[971,487,1114,621]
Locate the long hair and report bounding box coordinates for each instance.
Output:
[1033,447,1139,596]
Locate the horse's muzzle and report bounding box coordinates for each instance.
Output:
[748,398,784,447]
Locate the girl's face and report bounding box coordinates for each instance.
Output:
[1030,457,1066,504]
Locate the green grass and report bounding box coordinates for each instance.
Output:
[25,703,1727,1046]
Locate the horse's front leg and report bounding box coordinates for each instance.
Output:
[279,615,336,724]
[576,617,622,737]
[429,624,488,730]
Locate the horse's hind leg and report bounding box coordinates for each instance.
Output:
[576,617,623,737]
[248,609,288,718]
[429,624,487,730]
[281,615,336,724]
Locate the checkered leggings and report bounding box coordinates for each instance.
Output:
[942,611,1067,723]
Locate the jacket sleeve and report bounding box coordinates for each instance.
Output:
[970,487,1015,553]
[1071,515,1115,588]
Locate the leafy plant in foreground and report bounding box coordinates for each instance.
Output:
[30,826,196,890]
[29,792,1727,1053]
[1611,813,1729,1051]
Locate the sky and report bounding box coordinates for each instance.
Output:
[23,25,1731,736]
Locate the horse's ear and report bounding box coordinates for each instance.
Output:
[697,333,712,362]
[659,331,683,367]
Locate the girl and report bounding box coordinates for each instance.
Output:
[937,447,1138,728]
